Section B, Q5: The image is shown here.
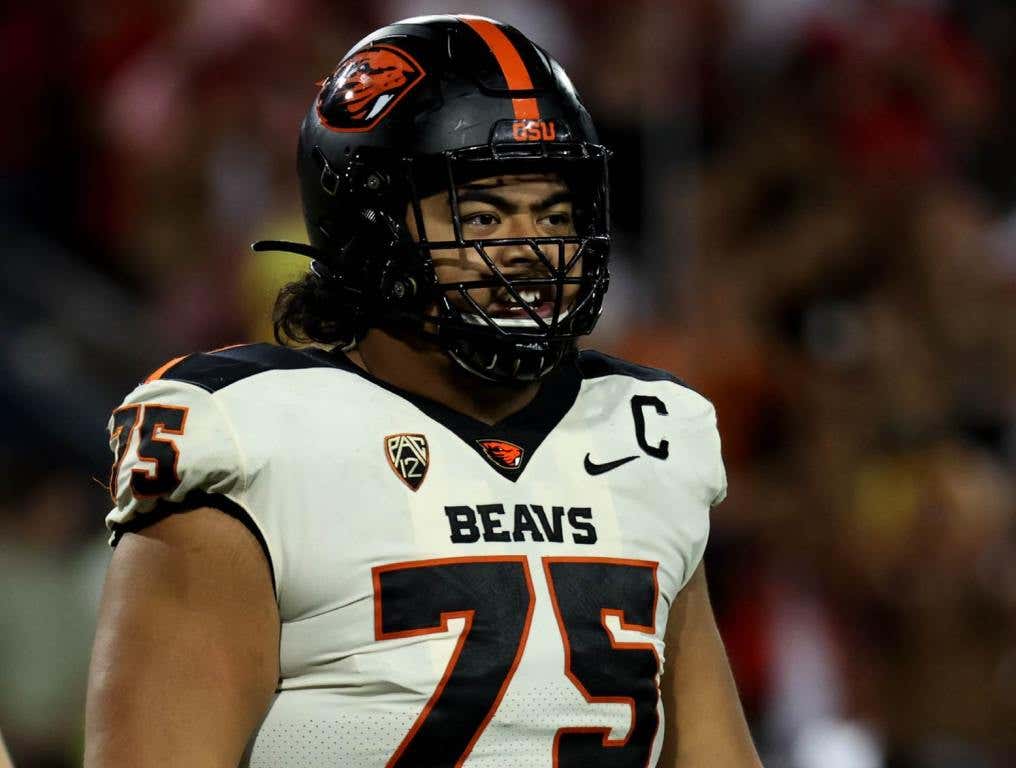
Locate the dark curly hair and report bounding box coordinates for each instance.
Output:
[272,270,364,348]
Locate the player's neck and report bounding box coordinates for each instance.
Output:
[349,330,540,426]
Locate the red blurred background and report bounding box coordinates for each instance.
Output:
[1,1,1014,766]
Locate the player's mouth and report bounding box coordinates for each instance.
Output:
[463,286,571,327]
[489,287,556,318]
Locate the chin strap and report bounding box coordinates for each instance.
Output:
[250,240,337,280]
[250,239,320,258]
[251,238,426,311]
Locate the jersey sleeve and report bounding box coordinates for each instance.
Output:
[708,405,728,508]
[105,377,248,546]
[677,397,726,591]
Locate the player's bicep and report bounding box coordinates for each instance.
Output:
[658,562,762,768]
[85,507,279,768]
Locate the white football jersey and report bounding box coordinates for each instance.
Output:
[106,344,726,768]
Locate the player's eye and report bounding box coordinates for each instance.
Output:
[538,211,572,229]
[462,212,500,229]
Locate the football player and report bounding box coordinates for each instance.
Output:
[85,15,762,768]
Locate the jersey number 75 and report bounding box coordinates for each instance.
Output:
[373,555,660,768]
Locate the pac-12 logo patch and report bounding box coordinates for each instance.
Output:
[477,439,524,470]
[385,433,429,491]
[317,44,425,132]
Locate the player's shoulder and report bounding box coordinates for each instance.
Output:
[142,343,341,394]
[575,349,715,419]
[577,349,690,387]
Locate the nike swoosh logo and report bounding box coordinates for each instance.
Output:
[584,453,639,475]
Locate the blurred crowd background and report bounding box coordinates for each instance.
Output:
[2,0,1014,766]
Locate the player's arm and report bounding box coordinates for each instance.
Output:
[0,729,13,768]
[84,507,279,768]
[658,561,763,768]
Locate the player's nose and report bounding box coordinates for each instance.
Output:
[491,216,545,274]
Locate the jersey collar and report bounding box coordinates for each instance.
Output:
[322,348,582,481]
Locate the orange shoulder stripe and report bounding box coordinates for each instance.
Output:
[207,342,248,354]
[144,344,248,384]
[144,354,188,383]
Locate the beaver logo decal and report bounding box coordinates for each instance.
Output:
[477,439,525,470]
[317,44,425,132]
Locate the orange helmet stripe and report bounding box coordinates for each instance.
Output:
[459,16,540,121]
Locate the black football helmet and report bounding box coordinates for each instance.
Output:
[255,14,611,383]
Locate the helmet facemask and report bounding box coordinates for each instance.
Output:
[396,144,611,384]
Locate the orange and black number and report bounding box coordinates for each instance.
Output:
[373,557,535,768]
[545,558,661,768]
[109,403,188,500]
[131,405,188,497]
[108,405,141,502]
[372,556,660,768]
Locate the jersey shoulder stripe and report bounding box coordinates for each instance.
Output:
[145,343,340,393]
[577,349,692,390]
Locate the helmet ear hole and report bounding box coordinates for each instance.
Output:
[383,276,417,303]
